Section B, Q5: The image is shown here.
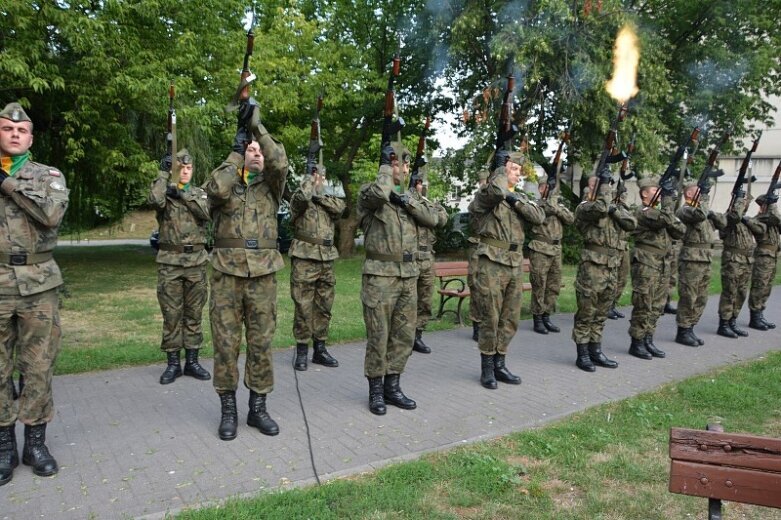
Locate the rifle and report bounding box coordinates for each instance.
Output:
[306,94,324,176]
[690,128,731,207]
[648,126,700,207]
[544,123,572,200]
[229,14,256,109]
[166,83,178,185]
[727,132,762,212]
[493,74,517,167]
[590,104,628,201]
[409,116,431,189]
[760,159,781,214]
[614,133,636,203]
[380,53,404,163]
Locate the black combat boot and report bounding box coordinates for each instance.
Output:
[749,310,768,331]
[717,318,738,338]
[412,329,431,354]
[606,307,619,320]
[532,315,549,334]
[383,374,417,409]
[312,340,339,367]
[218,392,238,441]
[728,317,748,337]
[367,377,386,415]
[629,337,652,360]
[493,354,521,384]
[760,311,776,329]
[675,326,699,347]
[22,424,58,477]
[183,349,211,380]
[294,343,308,371]
[480,354,497,389]
[664,298,677,315]
[472,323,479,342]
[247,391,279,436]
[542,313,560,333]
[588,342,618,368]
[575,344,595,372]
[0,424,18,486]
[644,335,666,358]
[159,350,182,385]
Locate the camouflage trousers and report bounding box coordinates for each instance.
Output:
[467,246,480,324]
[528,250,562,315]
[572,260,617,344]
[473,256,522,355]
[676,260,711,328]
[210,270,275,395]
[156,263,207,352]
[416,260,434,330]
[718,252,752,319]
[362,274,416,378]
[629,258,667,339]
[290,258,335,344]
[0,289,61,427]
[749,253,778,311]
[613,249,630,305]
[665,240,681,299]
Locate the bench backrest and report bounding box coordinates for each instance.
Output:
[669,427,781,509]
[434,259,531,279]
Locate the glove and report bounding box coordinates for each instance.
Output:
[597,166,612,185]
[741,216,750,225]
[768,193,779,205]
[608,205,617,215]
[734,188,746,200]
[380,144,396,166]
[699,182,711,196]
[505,192,521,206]
[493,150,509,171]
[232,125,251,155]
[160,153,173,173]
[237,99,256,131]
[707,210,716,220]
[660,176,676,196]
[165,186,181,199]
[389,191,409,207]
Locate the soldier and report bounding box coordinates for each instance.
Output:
[410,165,448,354]
[747,193,780,330]
[528,175,573,334]
[572,174,636,372]
[0,103,68,484]
[467,168,490,342]
[206,102,288,440]
[289,164,344,370]
[607,186,631,320]
[710,193,756,338]
[149,149,211,385]
[358,145,440,415]
[469,151,545,389]
[675,182,716,346]
[627,177,685,360]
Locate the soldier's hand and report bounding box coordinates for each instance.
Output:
[232,126,251,155]
[734,188,746,199]
[389,191,409,207]
[165,185,181,199]
[707,210,717,220]
[597,166,612,185]
[699,182,711,196]
[160,153,173,173]
[505,192,521,206]
[660,177,676,197]
[380,144,396,166]
[741,216,750,225]
[608,205,617,215]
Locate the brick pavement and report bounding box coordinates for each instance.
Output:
[1,291,779,519]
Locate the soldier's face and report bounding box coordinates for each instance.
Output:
[415,181,423,194]
[179,163,193,184]
[539,184,549,198]
[391,158,402,185]
[0,120,33,156]
[684,186,698,204]
[506,161,522,187]
[245,141,264,173]
[641,187,658,206]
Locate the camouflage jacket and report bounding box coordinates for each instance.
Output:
[677,196,715,263]
[751,204,780,258]
[574,183,636,268]
[411,190,448,265]
[289,177,345,262]
[358,166,439,278]
[528,196,574,257]
[710,197,756,265]
[0,160,69,296]
[205,128,289,277]
[631,194,686,269]
[614,199,632,251]
[468,168,546,268]
[148,170,209,267]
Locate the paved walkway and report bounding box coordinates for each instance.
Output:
[1,292,779,519]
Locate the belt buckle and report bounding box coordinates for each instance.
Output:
[419,246,428,251]
[322,239,333,247]
[183,244,194,253]
[509,244,519,252]
[245,239,259,249]
[402,252,413,262]
[9,254,26,266]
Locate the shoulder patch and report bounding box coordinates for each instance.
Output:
[49,169,61,177]
[50,181,66,191]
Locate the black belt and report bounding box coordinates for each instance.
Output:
[366,250,415,262]
[480,237,521,252]
[0,251,54,265]
[213,238,278,250]
[158,243,206,253]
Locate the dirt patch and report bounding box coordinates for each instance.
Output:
[542,478,583,511]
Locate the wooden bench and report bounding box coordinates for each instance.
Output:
[434,259,531,325]
[669,425,781,519]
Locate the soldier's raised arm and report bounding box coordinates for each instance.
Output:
[0,168,68,229]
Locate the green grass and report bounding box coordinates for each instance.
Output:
[53,246,779,375]
[174,351,781,519]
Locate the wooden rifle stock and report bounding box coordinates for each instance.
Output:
[691,128,731,207]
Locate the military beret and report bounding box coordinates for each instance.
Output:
[176,148,193,165]
[0,102,31,123]
[508,151,525,165]
[637,176,658,190]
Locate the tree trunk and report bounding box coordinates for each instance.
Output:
[337,215,359,257]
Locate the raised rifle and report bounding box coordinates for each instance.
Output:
[166,83,178,184]
[380,53,404,163]
[590,104,628,201]
[409,116,430,189]
[229,13,257,110]
[648,126,700,207]
[727,132,762,212]
[760,159,781,214]
[614,133,636,203]
[493,74,517,169]
[690,128,731,207]
[307,94,324,176]
[543,124,572,200]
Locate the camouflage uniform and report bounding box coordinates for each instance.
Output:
[289,176,345,346]
[528,194,573,321]
[412,190,447,345]
[205,128,288,397]
[148,163,210,356]
[747,199,780,329]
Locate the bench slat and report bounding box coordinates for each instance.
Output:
[669,460,781,508]
[670,428,781,473]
